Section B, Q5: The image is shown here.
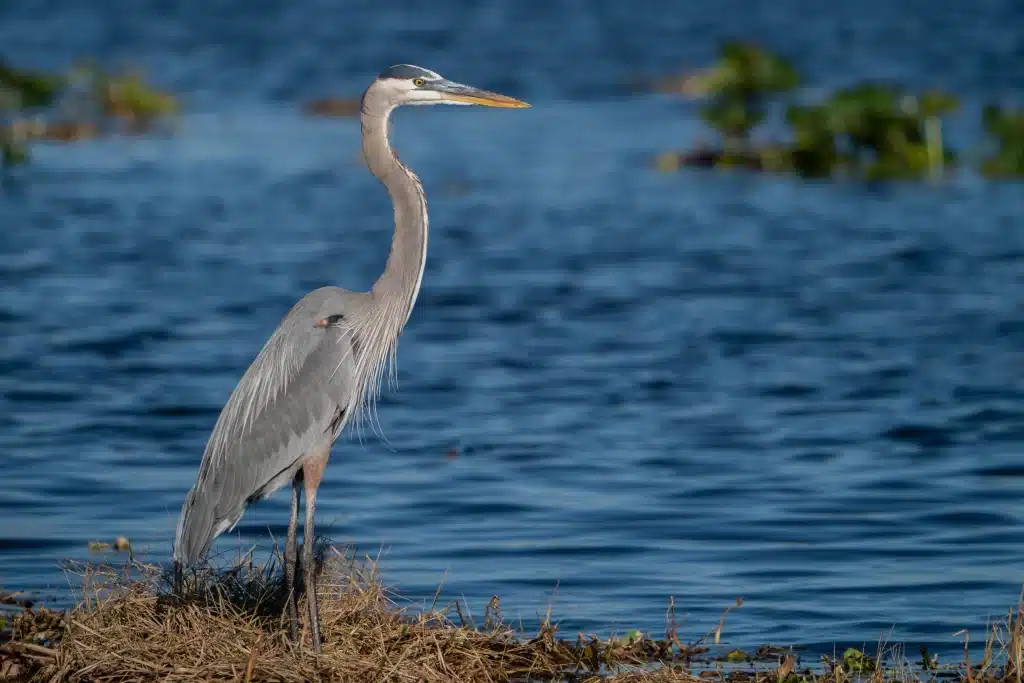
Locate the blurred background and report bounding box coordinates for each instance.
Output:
[1,0,1023,659]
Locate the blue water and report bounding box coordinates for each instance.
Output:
[2,0,1024,659]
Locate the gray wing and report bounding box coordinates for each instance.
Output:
[173,286,359,565]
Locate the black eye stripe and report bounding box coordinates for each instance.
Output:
[315,313,346,329]
[378,64,440,80]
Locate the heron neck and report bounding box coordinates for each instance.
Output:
[362,106,428,327]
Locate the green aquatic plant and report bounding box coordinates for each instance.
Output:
[700,98,765,150]
[980,103,1024,178]
[3,58,179,126]
[707,41,802,98]
[828,84,957,180]
[1,139,28,166]
[0,127,29,166]
[66,63,179,128]
[616,628,644,646]
[782,83,959,180]
[0,59,181,169]
[840,647,877,673]
[918,646,939,670]
[657,38,965,183]
[784,103,846,178]
[0,60,63,109]
[101,70,179,122]
[699,41,801,153]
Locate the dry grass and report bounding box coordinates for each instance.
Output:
[2,545,1024,683]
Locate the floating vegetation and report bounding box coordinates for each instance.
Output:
[652,41,1016,183]
[650,66,731,99]
[980,104,1024,178]
[784,84,959,181]
[0,132,29,167]
[649,40,798,103]
[0,61,62,110]
[2,547,1024,682]
[87,68,179,130]
[0,591,36,609]
[839,646,877,673]
[654,41,800,174]
[86,536,132,554]
[696,41,800,155]
[0,59,179,165]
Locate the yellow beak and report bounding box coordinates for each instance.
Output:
[432,80,531,108]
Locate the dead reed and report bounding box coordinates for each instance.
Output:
[2,544,1024,683]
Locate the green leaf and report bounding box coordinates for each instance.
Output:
[841,647,876,673]
[714,41,801,95]
[617,628,643,645]
[917,89,960,118]
[700,98,763,141]
[1,136,30,166]
[0,60,63,109]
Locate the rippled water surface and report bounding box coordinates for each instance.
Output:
[2,0,1023,657]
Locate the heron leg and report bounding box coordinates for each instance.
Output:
[302,447,330,653]
[172,560,183,596]
[283,474,302,643]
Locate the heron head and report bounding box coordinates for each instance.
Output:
[363,64,530,112]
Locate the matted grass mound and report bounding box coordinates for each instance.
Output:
[3,544,1024,683]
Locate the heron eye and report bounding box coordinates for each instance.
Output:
[413,78,425,87]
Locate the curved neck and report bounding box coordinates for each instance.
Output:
[361,104,428,327]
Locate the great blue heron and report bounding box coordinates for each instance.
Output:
[172,64,529,652]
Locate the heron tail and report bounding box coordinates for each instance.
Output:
[172,486,212,568]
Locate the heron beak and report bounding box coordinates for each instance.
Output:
[429,80,530,108]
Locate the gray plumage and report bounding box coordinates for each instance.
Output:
[172,65,529,652]
[172,288,359,564]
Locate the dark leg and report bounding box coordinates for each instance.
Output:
[173,559,183,596]
[284,474,302,642]
[302,447,330,653]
